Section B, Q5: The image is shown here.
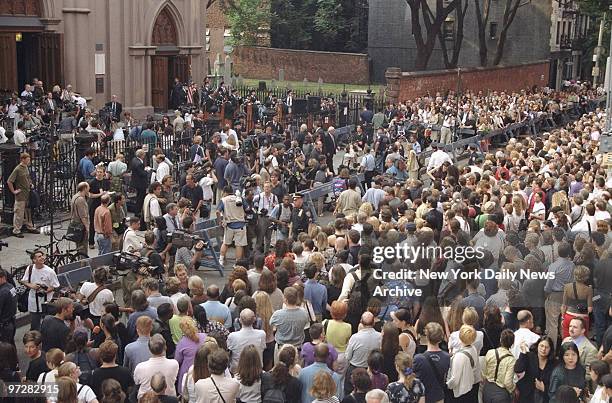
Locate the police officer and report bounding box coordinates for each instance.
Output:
[289,193,312,240]
[0,268,17,343]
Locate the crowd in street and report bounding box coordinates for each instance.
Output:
[0,79,611,403]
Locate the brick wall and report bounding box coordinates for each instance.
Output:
[232,46,370,84]
[386,61,550,103]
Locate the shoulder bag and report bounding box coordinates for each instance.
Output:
[66,196,86,243]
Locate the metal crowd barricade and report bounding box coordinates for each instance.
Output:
[301,173,365,219]
[193,218,225,276]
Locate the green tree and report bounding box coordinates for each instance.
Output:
[313,0,345,50]
[226,0,272,46]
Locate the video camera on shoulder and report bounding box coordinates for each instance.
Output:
[112,252,150,275]
[193,160,213,182]
[168,230,208,250]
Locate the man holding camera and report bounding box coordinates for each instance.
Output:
[180,174,204,221]
[173,216,206,273]
[21,250,59,331]
[217,185,248,266]
[270,194,293,241]
[253,182,278,254]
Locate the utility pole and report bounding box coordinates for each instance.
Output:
[593,13,606,87]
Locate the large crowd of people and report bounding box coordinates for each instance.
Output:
[0,78,611,403]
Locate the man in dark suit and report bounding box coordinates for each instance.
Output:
[105,94,123,122]
[322,127,337,175]
[43,92,58,123]
[130,149,149,217]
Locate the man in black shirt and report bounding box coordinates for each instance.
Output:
[0,269,17,343]
[40,297,73,352]
[23,330,48,381]
[180,174,204,218]
[91,340,135,397]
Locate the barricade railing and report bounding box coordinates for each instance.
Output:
[419,97,604,163]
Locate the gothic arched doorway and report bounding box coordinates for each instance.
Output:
[151,6,189,111]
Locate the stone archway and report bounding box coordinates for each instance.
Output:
[152,7,178,46]
[150,5,190,111]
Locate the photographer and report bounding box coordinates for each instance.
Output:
[253,182,278,254]
[109,193,126,251]
[77,267,114,325]
[224,151,250,192]
[173,215,206,273]
[140,230,166,277]
[180,174,204,221]
[0,268,17,343]
[270,194,293,241]
[21,250,60,331]
[197,162,217,220]
[217,185,248,266]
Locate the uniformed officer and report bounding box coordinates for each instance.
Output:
[0,268,17,344]
[290,193,312,240]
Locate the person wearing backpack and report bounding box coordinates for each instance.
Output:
[446,325,481,403]
[40,297,73,352]
[413,322,451,403]
[481,330,517,403]
[65,329,100,387]
[260,345,302,403]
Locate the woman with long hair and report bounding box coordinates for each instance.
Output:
[56,376,78,403]
[0,342,20,383]
[588,360,610,403]
[261,345,303,402]
[236,345,263,403]
[381,323,401,383]
[180,338,219,403]
[100,378,126,403]
[481,306,504,354]
[221,266,251,302]
[386,352,426,403]
[175,317,207,392]
[192,305,229,343]
[414,296,449,354]
[391,308,417,357]
[514,335,556,403]
[548,342,586,402]
[253,291,275,370]
[325,266,346,319]
[309,371,339,403]
[258,269,284,311]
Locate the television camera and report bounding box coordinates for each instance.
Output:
[168,230,208,251]
[192,160,214,182]
[111,251,163,277]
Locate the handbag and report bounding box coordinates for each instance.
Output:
[27,189,40,209]
[66,196,86,243]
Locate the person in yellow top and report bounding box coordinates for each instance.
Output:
[482,329,517,403]
[322,301,352,375]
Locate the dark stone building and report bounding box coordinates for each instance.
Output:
[368,0,552,83]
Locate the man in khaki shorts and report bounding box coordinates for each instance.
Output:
[216,185,248,266]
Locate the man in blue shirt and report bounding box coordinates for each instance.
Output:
[140,122,158,150]
[298,344,342,403]
[77,148,96,181]
[214,149,229,203]
[304,263,327,321]
[201,285,232,329]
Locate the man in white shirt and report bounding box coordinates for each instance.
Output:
[154,154,171,183]
[427,143,453,172]
[0,126,7,144]
[510,310,540,358]
[13,121,27,146]
[134,334,179,399]
[77,267,114,320]
[226,309,266,374]
[21,250,59,331]
[143,183,162,230]
[122,217,143,253]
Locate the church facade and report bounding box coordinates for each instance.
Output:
[0,0,207,116]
